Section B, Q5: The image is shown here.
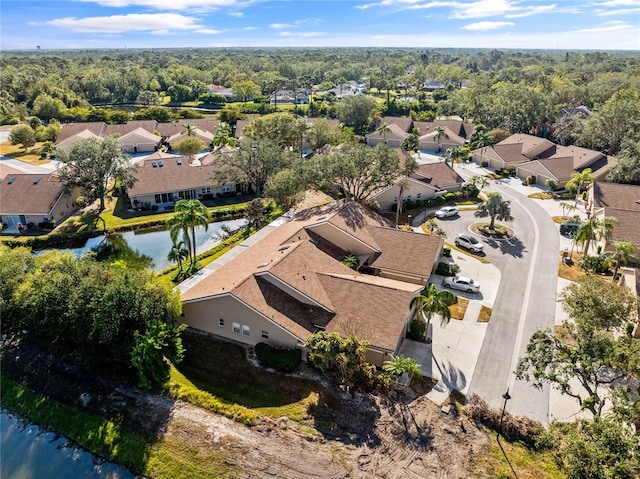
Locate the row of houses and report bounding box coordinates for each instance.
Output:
[365,117,476,151]
[57,119,219,154]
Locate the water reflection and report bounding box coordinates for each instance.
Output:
[36,219,248,272]
[0,412,134,479]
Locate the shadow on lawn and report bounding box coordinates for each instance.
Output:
[178,329,382,446]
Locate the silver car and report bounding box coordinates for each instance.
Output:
[443,276,481,293]
[435,206,459,218]
[455,234,484,253]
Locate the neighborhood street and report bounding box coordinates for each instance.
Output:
[444,164,562,424]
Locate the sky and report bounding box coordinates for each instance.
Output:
[1,0,639,51]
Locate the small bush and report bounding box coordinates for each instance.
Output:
[481,161,488,167]
[527,175,536,185]
[465,395,544,446]
[408,320,426,341]
[444,192,456,201]
[443,247,451,257]
[254,342,302,372]
[428,196,446,207]
[404,199,416,210]
[38,220,55,230]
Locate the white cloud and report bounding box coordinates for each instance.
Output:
[78,0,250,10]
[270,23,294,29]
[356,0,558,19]
[596,7,640,15]
[196,28,223,34]
[505,4,557,18]
[592,0,639,6]
[229,12,244,18]
[243,26,257,30]
[33,13,202,33]
[574,20,636,33]
[462,21,515,30]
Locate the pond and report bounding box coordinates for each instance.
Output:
[0,411,134,479]
[36,218,248,271]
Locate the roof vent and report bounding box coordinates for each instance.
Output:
[176,159,182,165]
[257,262,270,268]
[34,177,41,184]
[152,161,158,167]
[158,161,164,167]
[7,177,15,184]
[278,245,290,252]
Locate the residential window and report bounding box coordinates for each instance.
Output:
[417,193,422,199]
[232,322,240,334]
[218,318,224,327]
[202,187,211,194]
[154,194,161,204]
[242,325,250,336]
[261,330,269,339]
[221,185,232,193]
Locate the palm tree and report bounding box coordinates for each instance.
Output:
[434,126,449,153]
[401,133,420,153]
[474,192,513,230]
[611,241,637,281]
[470,124,493,165]
[167,199,211,269]
[182,122,196,137]
[377,122,392,145]
[575,216,617,255]
[410,283,456,342]
[167,239,189,274]
[559,201,577,219]
[382,354,422,379]
[395,178,410,226]
[566,168,594,208]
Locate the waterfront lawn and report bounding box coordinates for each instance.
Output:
[172,332,327,425]
[2,376,244,478]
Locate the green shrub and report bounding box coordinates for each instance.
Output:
[428,196,446,207]
[408,320,426,341]
[444,192,456,201]
[527,175,536,185]
[481,161,488,167]
[254,342,302,372]
[37,220,55,230]
[443,247,451,257]
[404,199,416,210]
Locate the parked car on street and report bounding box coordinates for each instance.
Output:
[560,221,580,236]
[435,206,459,219]
[454,234,484,253]
[442,276,481,293]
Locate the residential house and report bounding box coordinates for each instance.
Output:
[127,151,235,209]
[373,161,465,211]
[472,134,616,187]
[180,201,444,366]
[587,182,640,252]
[366,117,475,151]
[0,173,80,229]
[56,120,160,153]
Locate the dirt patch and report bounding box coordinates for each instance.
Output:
[2,339,490,478]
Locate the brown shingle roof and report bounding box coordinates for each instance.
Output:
[367,226,443,276]
[535,156,575,182]
[181,201,427,352]
[57,122,106,142]
[0,163,23,181]
[128,155,221,197]
[371,116,413,134]
[412,162,464,188]
[491,143,530,164]
[0,174,66,215]
[103,120,158,137]
[155,119,220,137]
[593,182,640,212]
[321,273,417,351]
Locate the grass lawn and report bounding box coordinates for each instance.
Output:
[0,140,52,165]
[470,434,565,479]
[558,252,587,281]
[528,192,554,200]
[478,305,492,322]
[173,332,329,426]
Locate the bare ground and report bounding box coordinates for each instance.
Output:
[2,338,490,479]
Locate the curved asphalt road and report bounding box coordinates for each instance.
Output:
[438,174,560,424]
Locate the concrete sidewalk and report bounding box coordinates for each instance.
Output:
[398,251,501,405]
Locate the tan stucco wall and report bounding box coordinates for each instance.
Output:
[380,269,428,286]
[122,142,157,153]
[374,182,438,211]
[181,294,303,349]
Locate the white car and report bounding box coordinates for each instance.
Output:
[455,234,484,253]
[435,206,459,218]
[443,276,481,293]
